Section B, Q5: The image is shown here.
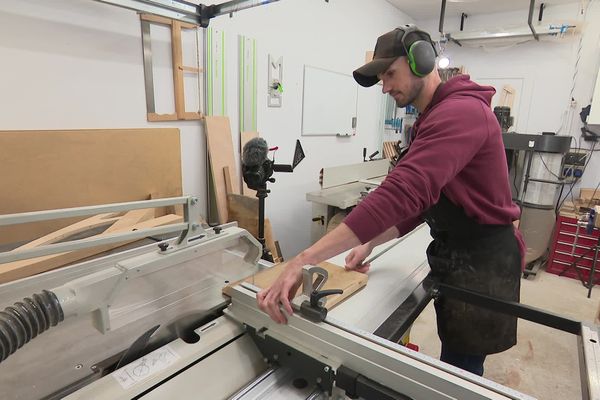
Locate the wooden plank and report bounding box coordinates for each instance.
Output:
[179,66,203,73]
[0,214,182,284]
[580,188,600,202]
[223,261,367,309]
[147,113,179,122]
[171,20,186,119]
[140,13,196,29]
[205,116,240,223]
[103,208,155,233]
[240,131,259,197]
[179,21,197,30]
[227,193,279,261]
[140,13,173,25]
[181,112,203,120]
[0,129,182,245]
[223,166,234,195]
[14,213,120,251]
[499,84,515,109]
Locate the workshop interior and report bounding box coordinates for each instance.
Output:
[1,0,600,399]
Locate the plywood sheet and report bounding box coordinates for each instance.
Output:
[0,129,182,245]
[205,116,239,223]
[224,261,367,310]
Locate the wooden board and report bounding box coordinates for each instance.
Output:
[240,131,258,197]
[224,261,367,309]
[382,141,399,160]
[0,213,182,284]
[227,193,281,263]
[580,188,600,202]
[0,129,182,245]
[205,117,240,224]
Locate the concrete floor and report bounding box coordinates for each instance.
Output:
[410,269,600,400]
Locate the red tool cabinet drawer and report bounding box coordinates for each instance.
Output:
[546,214,600,283]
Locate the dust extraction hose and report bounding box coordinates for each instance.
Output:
[0,290,64,363]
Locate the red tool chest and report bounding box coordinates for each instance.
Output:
[546,214,600,283]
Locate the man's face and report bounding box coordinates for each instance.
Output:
[378,57,423,108]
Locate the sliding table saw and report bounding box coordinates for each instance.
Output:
[0,197,598,400]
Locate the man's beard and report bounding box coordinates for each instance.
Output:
[395,79,423,108]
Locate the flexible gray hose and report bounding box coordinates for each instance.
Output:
[0,290,64,362]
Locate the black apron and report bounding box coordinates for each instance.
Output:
[423,193,521,355]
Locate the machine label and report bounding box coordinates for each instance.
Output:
[112,345,181,389]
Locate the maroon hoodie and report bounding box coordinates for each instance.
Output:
[344,75,525,262]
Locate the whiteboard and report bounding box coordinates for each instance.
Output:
[301,65,358,136]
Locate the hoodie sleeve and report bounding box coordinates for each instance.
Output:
[344,99,491,244]
[395,216,422,237]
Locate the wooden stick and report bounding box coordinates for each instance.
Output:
[147,113,179,122]
[14,213,120,251]
[0,212,179,284]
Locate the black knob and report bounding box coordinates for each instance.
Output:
[310,289,344,307]
[312,216,325,225]
[158,243,169,252]
[214,226,222,234]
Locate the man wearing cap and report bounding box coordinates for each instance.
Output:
[257,25,524,376]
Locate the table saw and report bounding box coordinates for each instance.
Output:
[0,197,598,400]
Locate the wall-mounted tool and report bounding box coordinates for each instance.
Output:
[362,148,380,162]
[267,55,283,107]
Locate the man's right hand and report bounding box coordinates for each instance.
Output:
[256,257,304,324]
[344,242,373,273]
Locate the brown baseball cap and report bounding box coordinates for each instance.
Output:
[354,28,407,87]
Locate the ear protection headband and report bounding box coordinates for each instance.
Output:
[397,25,438,77]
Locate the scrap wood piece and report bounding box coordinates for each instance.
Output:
[151,192,184,218]
[224,166,235,196]
[225,160,282,262]
[14,213,121,251]
[223,261,367,310]
[205,116,240,224]
[499,84,516,109]
[227,193,282,263]
[382,141,400,160]
[0,212,181,284]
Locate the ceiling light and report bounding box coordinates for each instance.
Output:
[437,56,450,69]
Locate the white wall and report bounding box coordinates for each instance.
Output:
[0,0,206,205]
[0,0,412,258]
[417,1,600,192]
[208,0,413,257]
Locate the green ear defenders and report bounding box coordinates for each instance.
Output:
[398,25,438,77]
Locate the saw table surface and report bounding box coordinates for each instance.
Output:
[328,224,431,332]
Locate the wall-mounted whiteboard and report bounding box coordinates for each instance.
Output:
[301,65,358,136]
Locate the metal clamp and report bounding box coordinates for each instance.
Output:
[294,266,343,323]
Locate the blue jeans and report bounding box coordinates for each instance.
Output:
[440,345,486,376]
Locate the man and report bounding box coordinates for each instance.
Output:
[257,25,524,376]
